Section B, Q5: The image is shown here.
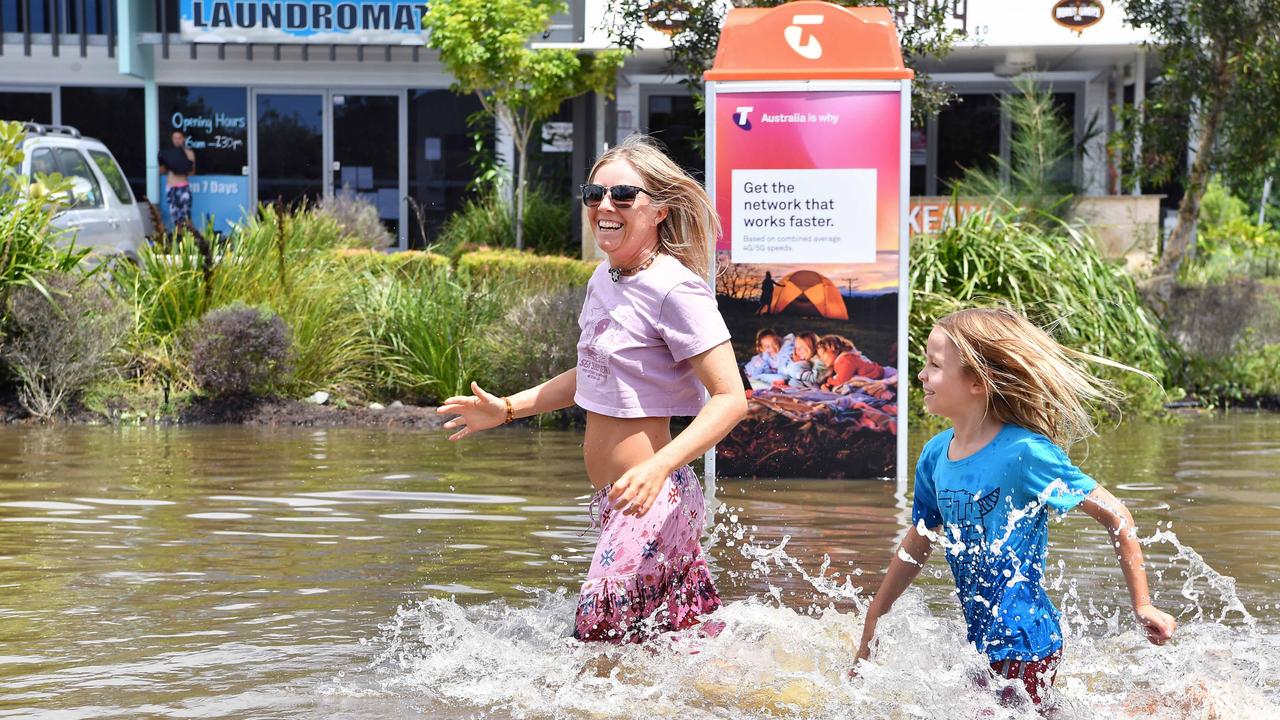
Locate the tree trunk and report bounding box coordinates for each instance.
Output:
[515,147,527,251]
[513,126,530,252]
[1156,57,1232,277]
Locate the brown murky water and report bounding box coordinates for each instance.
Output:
[0,414,1277,718]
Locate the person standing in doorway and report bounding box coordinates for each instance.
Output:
[158,130,196,233]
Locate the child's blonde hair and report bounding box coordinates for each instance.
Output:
[935,306,1154,449]
[585,134,720,279]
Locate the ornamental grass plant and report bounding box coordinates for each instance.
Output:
[910,206,1177,419]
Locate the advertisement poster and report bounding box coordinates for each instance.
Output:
[714,90,902,479]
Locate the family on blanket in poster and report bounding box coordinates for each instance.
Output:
[743,327,899,431]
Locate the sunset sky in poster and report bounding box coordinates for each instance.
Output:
[714,90,901,289]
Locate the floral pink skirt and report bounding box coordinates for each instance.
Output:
[573,465,722,642]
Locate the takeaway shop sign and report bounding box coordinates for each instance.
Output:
[1051,0,1104,33]
[180,0,428,43]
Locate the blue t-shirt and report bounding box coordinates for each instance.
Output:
[912,424,1097,662]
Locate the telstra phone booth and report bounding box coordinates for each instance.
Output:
[704,2,912,488]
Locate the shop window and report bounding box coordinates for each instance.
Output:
[255,93,323,207]
[158,86,248,177]
[0,0,110,33]
[62,87,146,200]
[0,92,53,124]
[909,125,927,196]
[407,89,483,249]
[528,99,574,197]
[936,93,1001,193]
[1,0,50,33]
[646,93,703,178]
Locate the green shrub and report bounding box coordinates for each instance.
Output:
[0,120,86,316]
[953,78,1081,220]
[1182,178,1280,282]
[1181,335,1280,407]
[433,186,575,257]
[472,286,586,396]
[317,192,395,249]
[112,204,379,398]
[359,270,507,403]
[2,272,128,421]
[910,206,1175,417]
[457,248,595,294]
[521,186,577,256]
[332,248,450,286]
[433,192,510,259]
[188,303,293,398]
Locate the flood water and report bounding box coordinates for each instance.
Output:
[0,414,1277,718]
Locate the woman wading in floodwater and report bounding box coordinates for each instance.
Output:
[438,135,746,642]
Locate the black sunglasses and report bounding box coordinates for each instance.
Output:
[579,183,652,208]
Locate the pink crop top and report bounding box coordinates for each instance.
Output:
[575,254,731,418]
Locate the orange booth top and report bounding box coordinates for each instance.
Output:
[704,2,913,82]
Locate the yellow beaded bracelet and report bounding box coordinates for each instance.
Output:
[502,396,515,425]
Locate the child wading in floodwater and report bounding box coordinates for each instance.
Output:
[437,135,746,643]
[855,307,1177,708]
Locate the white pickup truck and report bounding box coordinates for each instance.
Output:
[19,123,149,262]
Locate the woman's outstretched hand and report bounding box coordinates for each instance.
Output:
[436,382,507,441]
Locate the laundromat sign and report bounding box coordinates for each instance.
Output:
[180,0,429,43]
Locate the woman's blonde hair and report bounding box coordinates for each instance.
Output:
[585,134,719,278]
[935,306,1155,449]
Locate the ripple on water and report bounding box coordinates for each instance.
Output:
[74,498,175,507]
[0,501,95,511]
[275,517,365,523]
[378,513,527,522]
[1,517,107,524]
[208,495,339,508]
[302,490,526,505]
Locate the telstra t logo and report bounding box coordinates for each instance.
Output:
[784,14,824,60]
[734,106,754,130]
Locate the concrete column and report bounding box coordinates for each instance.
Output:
[117,0,159,204]
[1133,51,1145,196]
[145,81,158,204]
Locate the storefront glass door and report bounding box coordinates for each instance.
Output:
[252,90,404,245]
[254,92,324,207]
[331,93,402,241]
[0,89,54,124]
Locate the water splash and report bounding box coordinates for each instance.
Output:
[331,517,1280,719]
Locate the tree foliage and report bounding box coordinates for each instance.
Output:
[955,78,1082,222]
[1115,0,1280,276]
[603,0,965,124]
[423,0,627,250]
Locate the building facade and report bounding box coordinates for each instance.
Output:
[0,0,1166,249]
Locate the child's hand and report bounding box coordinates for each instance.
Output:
[1135,603,1177,645]
[848,642,872,679]
[436,381,506,441]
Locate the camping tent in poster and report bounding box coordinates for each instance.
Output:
[705,3,910,480]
